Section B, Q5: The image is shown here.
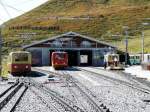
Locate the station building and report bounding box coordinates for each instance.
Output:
[23,32,117,67]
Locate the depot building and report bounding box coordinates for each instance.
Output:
[23,31,118,67]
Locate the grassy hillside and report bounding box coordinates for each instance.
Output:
[2,0,150,55]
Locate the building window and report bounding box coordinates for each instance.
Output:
[66,41,77,48]
[51,40,62,48]
[80,41,91,48]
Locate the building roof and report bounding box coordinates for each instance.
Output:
[23,31,117,49]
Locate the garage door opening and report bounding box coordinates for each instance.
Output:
[66,50,78,66]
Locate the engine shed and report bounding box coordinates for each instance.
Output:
[23,32,118,67]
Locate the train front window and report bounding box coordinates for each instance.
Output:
[113,56,118,61]
[136,56,139,59]
[55,53,65,60]
[130,56,134,59]
[14,53,28,62]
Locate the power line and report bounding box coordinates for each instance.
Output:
[4,4,25,13]
[0,0,11,19]
[13,0,40,6]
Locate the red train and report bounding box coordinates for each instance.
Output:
[7,51,31,76]
[51,52,68,69]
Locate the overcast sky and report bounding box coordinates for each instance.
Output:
[0,0,49,25]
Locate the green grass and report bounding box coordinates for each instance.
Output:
[112,30,150,53]
[1,57,9,78]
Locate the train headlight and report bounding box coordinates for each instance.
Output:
[26,66,29,68]
[14,66,18,69]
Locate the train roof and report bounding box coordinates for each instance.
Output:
[52,51,67,54]
[129,54,141,56]
[105,53,119,56]
[9,51,30,55]
[143,54,150,55]
[129,54,135,56]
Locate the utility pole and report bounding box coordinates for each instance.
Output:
[141,22,150,62]
[141,31,144,62]
[123,26,129,65]
[125,30,128,65]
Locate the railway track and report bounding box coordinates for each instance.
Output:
[25,77,85,112]
[58,71,91,112]
[57,71,86,110]
[89,67,150,92]
[0,78,28,112]
[0,80,19,99]
[77,67,150,94]
[32,68,87,111]
[60,71,110,112]
[32,68,110,112]
[116,71,150,89]
[29,86,64,112]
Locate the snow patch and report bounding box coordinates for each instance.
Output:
[124,66,150,80]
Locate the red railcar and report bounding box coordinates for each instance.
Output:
[51,52,68,69]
